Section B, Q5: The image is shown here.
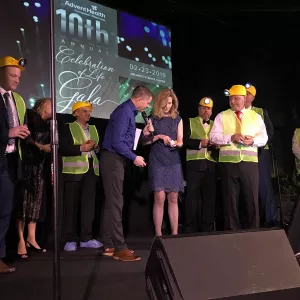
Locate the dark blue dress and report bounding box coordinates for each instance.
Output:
[149,116,184,193]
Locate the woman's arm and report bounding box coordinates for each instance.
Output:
[142,134,163,145]
[176,119,183,148]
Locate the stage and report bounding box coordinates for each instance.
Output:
[0,236,152,300]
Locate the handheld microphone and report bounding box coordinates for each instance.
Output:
[141,111,149,124]
[141,111,153,135]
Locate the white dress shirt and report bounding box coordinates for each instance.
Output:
[0,86,20,153]
[292,132,300,160]
[210,108,268,148]
[198,117,210,149]
[77,122,98,158]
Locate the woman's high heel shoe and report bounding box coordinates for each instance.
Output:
[26,241,46,253]
[17,253,29,259]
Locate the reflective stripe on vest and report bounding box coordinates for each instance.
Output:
[62,122,99,176]
[12,92,26,160]
[219,109,258,163]
[252,106,269,150]
[295,128,300,174]
[186,117,216,162]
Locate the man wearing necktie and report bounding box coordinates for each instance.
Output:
[183,97,219,233]
[245,84,277,227]
[0,56,30,273]
[210,85,268,230]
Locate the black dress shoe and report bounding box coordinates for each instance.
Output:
[0,260,16,273]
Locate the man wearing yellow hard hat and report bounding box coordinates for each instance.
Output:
[245,83,277,227]
[183,97,218,233]
[59,101,102,251]
[210,85,268,230]
[0,56,30,273]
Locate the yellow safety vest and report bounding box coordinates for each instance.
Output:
[12,92,26,159]
[62,122,99,176]
[186,117,216,162]
[294,128,300,175]
[219,109,259,163]
[252,106,269,150]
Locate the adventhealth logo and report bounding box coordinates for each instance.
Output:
[64,1,106,18]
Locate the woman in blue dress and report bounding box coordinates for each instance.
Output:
[144,88,184,236]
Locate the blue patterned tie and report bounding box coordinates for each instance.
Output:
[3,92,15,145]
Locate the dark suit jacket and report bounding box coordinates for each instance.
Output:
[183,118,217,172]
[0,92,27,180]
[262,108,274,143]
[59,123,100,182]
[257,108,274,157]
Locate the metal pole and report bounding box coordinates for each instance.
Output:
[49,0,61,299]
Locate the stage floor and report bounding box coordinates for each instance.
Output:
[0,237,153,300]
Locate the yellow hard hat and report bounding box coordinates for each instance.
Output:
[72,101,93,115]
[199,97,213,108]
[245,83,256,97]
[224,85,246,97]
[0,56,26,71]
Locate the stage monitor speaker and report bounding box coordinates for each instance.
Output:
[145,229,300,300]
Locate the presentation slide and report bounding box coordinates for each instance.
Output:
[54,0,173,120]
[0,0,172,122]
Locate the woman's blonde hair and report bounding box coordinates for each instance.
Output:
[33,98,51,116]
[152,88,179,119]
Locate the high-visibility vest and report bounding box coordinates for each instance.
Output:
[252,106,269,150]
[62,122,99,176]
[186,117,216,162]
[294,128,300,175]
[219,109,259,163]
[12,92,26,159]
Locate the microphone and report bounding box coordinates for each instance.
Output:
[141,111,149,124]
[141,111,153,135]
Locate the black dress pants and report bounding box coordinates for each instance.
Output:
[184,167,216,233]
[63,161,97,243]
[0,153,17,258]
[220,162,259,230]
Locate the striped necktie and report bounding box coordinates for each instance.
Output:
[3,92,15,145]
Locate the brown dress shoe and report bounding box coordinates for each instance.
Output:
[102,248,115,257]
[103,248,134,257]
[0,260,16,273]
[112,249,141,262]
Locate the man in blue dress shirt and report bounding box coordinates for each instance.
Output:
[101,86,153,262]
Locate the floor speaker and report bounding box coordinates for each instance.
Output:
[145,229,300,300]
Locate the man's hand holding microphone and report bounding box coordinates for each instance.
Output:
[134,111,155,168]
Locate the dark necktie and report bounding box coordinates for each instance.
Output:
[235,111,242,123]
[3,92,15,145]
[202,119,210,125]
